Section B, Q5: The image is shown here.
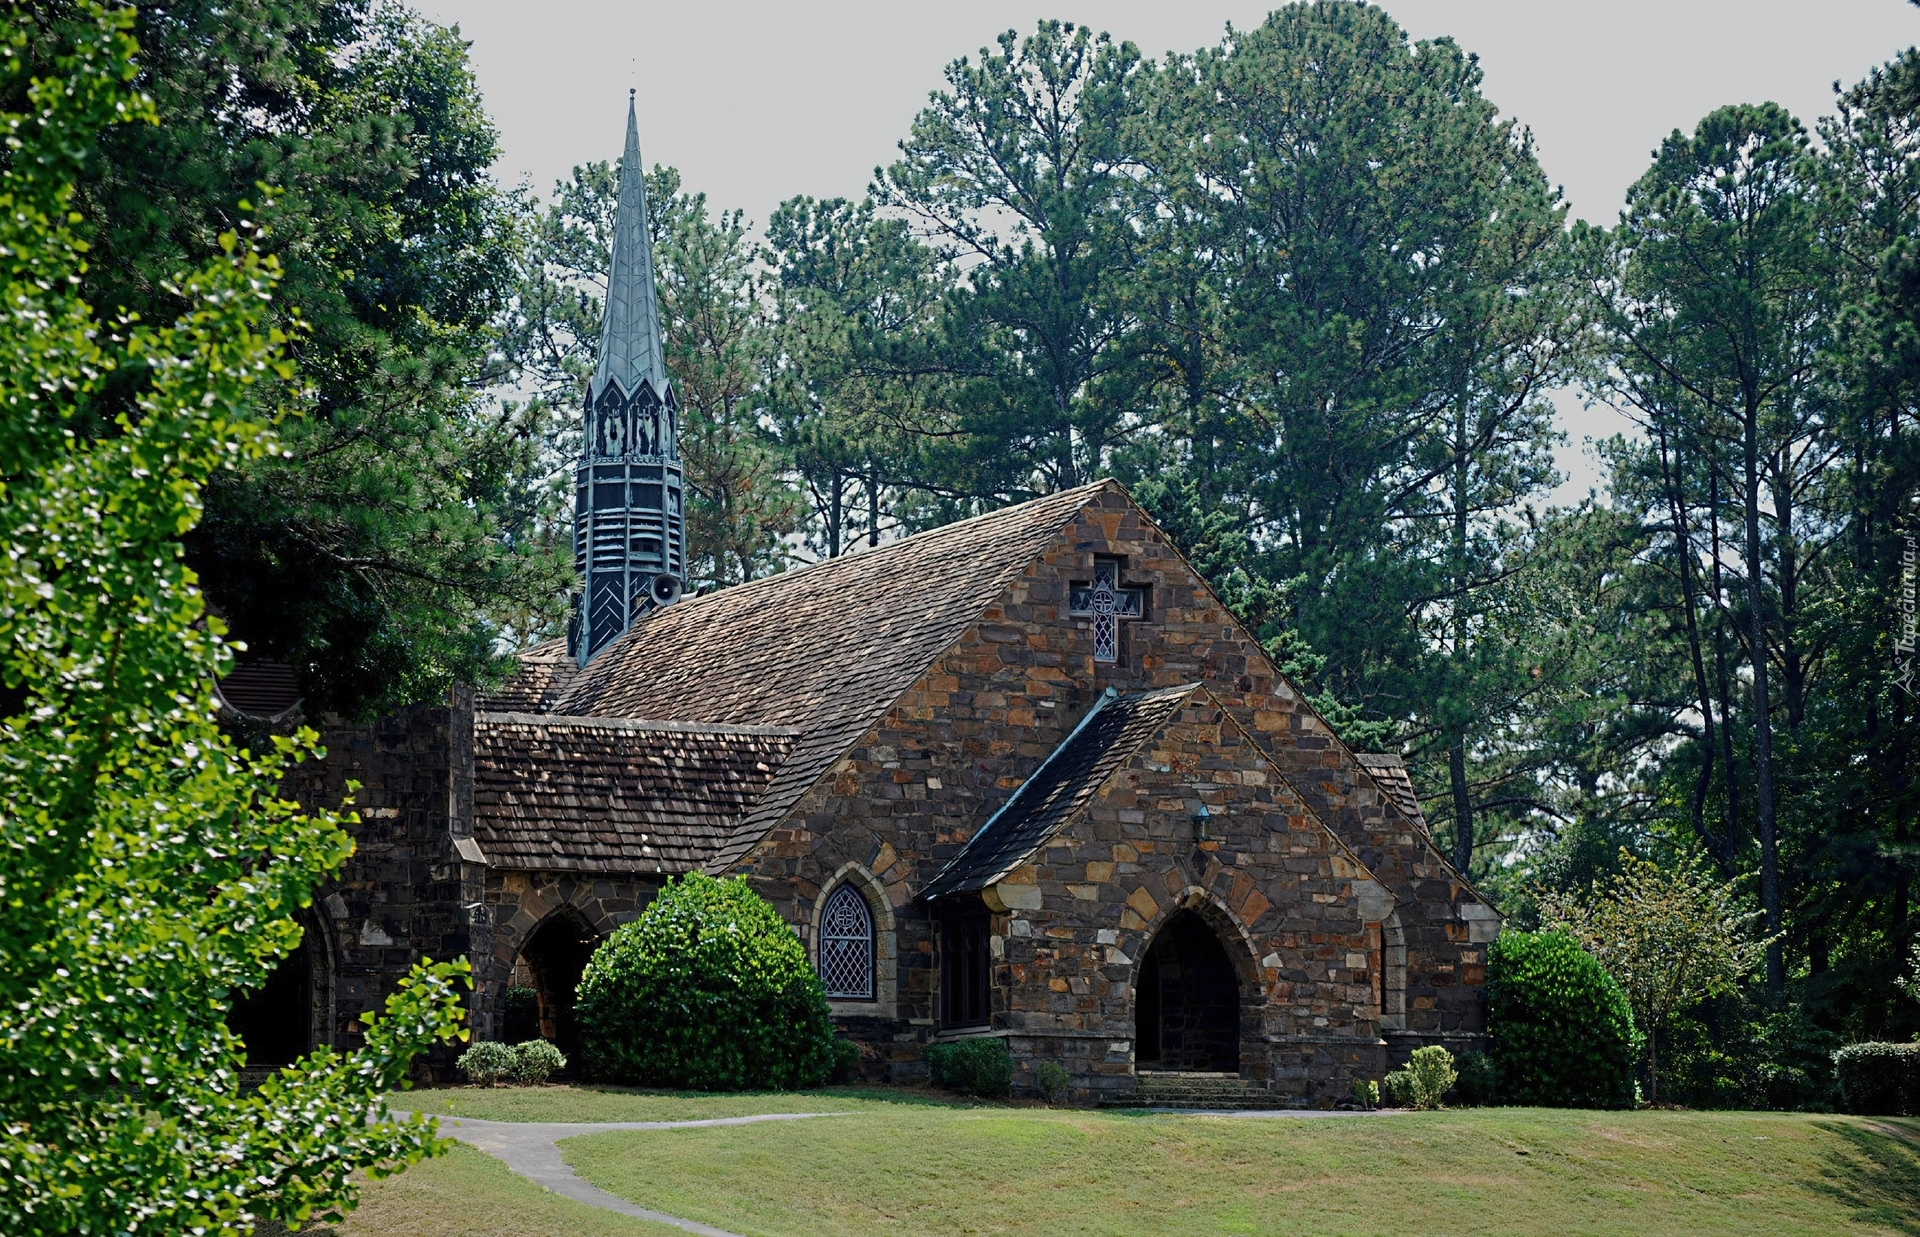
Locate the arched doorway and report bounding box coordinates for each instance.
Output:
[229,914,328,1069]
[1135,910,1241,1072]
[517,910,599,1056]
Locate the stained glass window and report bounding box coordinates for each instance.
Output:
[1068,557,1145,663]
[818,884,875,1000]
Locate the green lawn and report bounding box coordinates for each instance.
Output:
[329,1087,1919,1237]
[258,1141,681,1237]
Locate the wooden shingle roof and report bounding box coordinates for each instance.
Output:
[922,685,1198,899]
[480,640,579,713]
[1353,753,1430,838]
[472,713,796,874]
[554,480,1116,872]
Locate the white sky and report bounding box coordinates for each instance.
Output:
[418,0,1920,504]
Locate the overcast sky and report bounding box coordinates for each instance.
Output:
[417,0,1920,501]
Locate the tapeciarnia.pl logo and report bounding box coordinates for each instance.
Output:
[1898,528,1917,698]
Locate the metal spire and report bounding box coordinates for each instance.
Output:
[589,90,668,407]
[570,93,685,667]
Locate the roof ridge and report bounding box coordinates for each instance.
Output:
[477,711,801,738]
[652,480,1114,617]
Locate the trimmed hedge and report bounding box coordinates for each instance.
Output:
[574,874,836,1090]
[1488,930,1640,1108]
[925,1036,1013,1097]
[1833,1042,1920,1115]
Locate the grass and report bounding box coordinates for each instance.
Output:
[322,1087,1919,1236]
[255,1141,681,1237]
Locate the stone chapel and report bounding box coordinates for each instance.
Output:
[225,100,1500,1107]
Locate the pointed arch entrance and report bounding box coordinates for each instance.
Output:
[228,911,333,1068]
[517,909,600,1056]
[1135,910,1242,1072]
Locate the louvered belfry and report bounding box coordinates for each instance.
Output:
[571,92,685,666]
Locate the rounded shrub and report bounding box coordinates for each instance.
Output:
[510,1039,567,1084]
[1488,930,1640,1108]
[457,1040,516,1087]
[574,873,836,1090]
[924,1036,1013,1098]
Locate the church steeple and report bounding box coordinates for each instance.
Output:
[570,92,685,667]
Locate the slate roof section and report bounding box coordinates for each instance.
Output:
[922,684,1199,900]
[472,713,796,874]
[555,480,1118,874]
[1353,753,1430,838]
[481,640,580,713]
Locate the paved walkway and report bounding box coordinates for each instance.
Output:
[427,1105,1389,1230]
[428,1112,842,1236]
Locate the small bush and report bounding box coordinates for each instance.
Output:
[1489,930,1640,1108]
[1383,1068,1415,1108]
[1403,1045,1457,1109]
[925,1037,1013,1098]
[573,874,836,1090]
[1036,1061,1072,1104]
[511,1039,566,1084]
[1833,1042,1920,1115]
[457,1041,516,1087]
[1454,1050,1498,1106]
[1351,1078,1380,1109]
[829,1038,861,1084]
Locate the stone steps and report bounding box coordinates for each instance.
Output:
[1101,1070,1305,1111]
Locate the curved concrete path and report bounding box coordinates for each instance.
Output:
[429,1112,842,1236]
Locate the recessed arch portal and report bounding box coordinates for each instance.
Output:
[1135,909,1242,1072]
[516,908,600,1056]
[228,909,333,1068]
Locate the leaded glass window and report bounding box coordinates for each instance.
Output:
[1068,556,1145,663]
[818,884,875,1000]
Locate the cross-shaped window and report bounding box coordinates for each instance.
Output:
[1069,556,1145,663]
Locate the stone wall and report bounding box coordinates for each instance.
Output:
[731,488,1491,1096]
[288,689,487,1079]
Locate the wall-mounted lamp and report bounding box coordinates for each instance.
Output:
[1193,802,1214,842]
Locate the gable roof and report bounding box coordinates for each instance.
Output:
[922,684,1197,899]
[922,682,1385,903]
[554,480,1116,872]
[472,713,795,874]
[480,640,580,713]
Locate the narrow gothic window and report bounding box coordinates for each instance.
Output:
[818,884,875,1000]
[1068,556,1145,663]
[940,908,991,1027]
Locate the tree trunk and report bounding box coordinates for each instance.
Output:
[1449,735,1473,877]
[866,473,880,548]
[1647,1023,1659,1106]
[1742,400,1784,995]
[1710,466,1742,841]
[1657,425,1724,869]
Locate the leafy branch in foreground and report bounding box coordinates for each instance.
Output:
[0,8,466,1234]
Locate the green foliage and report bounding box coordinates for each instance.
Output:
[1382,1069,1415,1109]
[1036,1060,1072,1104]
[924,1037,1014,1098]
[829,1037,862,1084]
[510,1039,567,1084]
[1454,1051,1500,1106]
[5,0,565,718]
[1541,849,1772,1102]
[1351,1078,1381,1110]
[1399,1047,1459,1111]
[1488,932,1640,1108]
[1832,1043,1920,1116]
[0,10,468,1233]
[459,1041,517,1087]
[573,874,835,1090]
